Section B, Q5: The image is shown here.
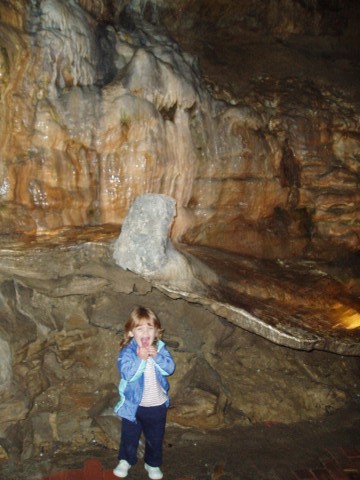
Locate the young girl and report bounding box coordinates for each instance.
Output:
[113,306,175,480]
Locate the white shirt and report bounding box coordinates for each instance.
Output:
[140,358,167,407]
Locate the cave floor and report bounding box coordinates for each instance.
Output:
[1,402,359,480]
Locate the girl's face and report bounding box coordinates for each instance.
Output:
[129,319,156,348]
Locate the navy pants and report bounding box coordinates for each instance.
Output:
[118,404,167,467]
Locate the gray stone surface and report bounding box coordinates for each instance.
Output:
[113,194,176,276]
[0,338,11,390]
[111,194,208,293]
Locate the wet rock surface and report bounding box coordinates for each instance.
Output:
[0,0,359,260]
[178,245,360,355]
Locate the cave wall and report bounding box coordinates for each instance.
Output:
[0,0,359,260]
[0,244,358,461]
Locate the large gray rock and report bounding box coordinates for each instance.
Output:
[112,194,216,292]
[113,194,176,275]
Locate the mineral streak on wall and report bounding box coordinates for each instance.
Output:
[0,0,359,261]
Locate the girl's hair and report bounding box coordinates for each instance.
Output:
[120,306,164,349]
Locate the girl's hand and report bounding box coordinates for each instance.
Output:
[137,346,149,360]
[148,346,158,357]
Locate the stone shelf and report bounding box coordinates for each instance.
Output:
[0,230,358,356]
[172,245,360,356]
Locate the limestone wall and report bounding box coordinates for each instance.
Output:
[0,0,359,260]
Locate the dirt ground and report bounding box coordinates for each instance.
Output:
[1,400,359,480]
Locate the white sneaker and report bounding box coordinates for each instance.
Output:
[113,459,131,478]
[145,463,163,479]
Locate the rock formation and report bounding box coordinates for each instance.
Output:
[0,242,358,462]
[0,0,359,261]
[113,194,177,276]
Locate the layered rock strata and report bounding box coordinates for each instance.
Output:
[0,240,358,461]
[0,0,359,261]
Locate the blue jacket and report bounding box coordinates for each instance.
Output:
[114,338,175,422]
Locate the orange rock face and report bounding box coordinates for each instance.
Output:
[0,0,359,261]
